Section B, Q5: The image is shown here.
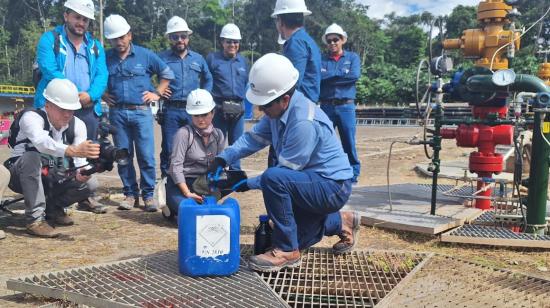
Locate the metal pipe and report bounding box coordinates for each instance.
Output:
[466,74,550,94]
[525,112,550,234]
[430,105,443,215]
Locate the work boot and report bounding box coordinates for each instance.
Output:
[0,230,5,240]
[118,196,138,210]
[332,211,360,255]
[27,220,60,238]
[77,198,108,214]
[143,199,158,212]
[248,248,301,272]
[46,212,75,227]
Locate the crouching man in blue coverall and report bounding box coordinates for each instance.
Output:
[208,54,360,272]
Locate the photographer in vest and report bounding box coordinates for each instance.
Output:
[5,79,100,238]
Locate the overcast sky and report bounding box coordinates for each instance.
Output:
[356,0,480,19]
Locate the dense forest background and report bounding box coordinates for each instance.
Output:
[0,0,548,104]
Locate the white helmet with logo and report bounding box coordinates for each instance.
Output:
[186,89,216,115]
[246,53,298,106]
[166,16,193,35]
[64,0,95,20]
[271,0,312,18]
[220,23,242,40]
[43,78,81,110]
[104,14,131,39]
[323,23,347,44]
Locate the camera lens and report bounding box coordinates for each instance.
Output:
[114,149,130,166]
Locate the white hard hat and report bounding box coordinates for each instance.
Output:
[322,23,347,44]
[186,89,216,115]
[104,14,131,39]
[246,53,299,106]
[64,0,95,20]
[220,23,241,40]
[43,79,81,111]
[166,16,192,35]
[271,0,312,18]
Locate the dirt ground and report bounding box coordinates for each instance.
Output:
[0,124,549,307]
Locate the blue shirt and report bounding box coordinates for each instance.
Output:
[35,25,108,116]
[283,28,322,102]
[320,51,361,100]
[106,44,174,105]
[219,91,353,189]
[158,49,212,101]
[65,40,90,93]
[206,51,248,101]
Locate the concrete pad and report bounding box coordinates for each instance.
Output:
[344,184,483,235]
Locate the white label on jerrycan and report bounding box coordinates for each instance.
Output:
[196,215,230,258]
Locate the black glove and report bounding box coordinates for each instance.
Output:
[207,157,227,175]
[227,170,248,191]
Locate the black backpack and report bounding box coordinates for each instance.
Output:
[8,108,75,149]
[32,29,100,88]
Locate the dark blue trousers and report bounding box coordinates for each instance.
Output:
[260,167,352,251]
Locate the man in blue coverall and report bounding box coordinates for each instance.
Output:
[34,0,108,214]
[206,23,249,170]
[158,16,213,178]
[102,15,174,212]
[320,24,361,184]
[209,54,360,272]
[272,0,321,103]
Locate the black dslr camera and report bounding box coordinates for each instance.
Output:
[80,122,129,176]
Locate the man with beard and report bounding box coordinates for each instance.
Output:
[34,0,108,214]
[102,14,174,212]
[158,16,212,178]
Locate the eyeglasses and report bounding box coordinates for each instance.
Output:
[169,33,189,41]
[326,37,340,44]
[224,40,240,45]
[259,100,277,111]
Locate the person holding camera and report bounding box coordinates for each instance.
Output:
[166,89,225,215]
[158,16,213,179]
[102,15,174,212]
[206,23,249,170]
[208,54,358,272]
[5,78,100,238]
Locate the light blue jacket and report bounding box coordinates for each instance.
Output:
[219,91,353,189]
[34,25,108,116]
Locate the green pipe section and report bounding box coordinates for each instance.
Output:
[466,74,550,94]
[526,112,550,234]
[430,106,443,216]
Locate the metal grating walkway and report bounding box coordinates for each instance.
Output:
[8,247,430,308]
[242,246,429,308]
[7,251,288,308]
[441,224,550,248]
[377,255,550,307]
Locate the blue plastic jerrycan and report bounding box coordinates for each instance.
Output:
[178,196,240,276]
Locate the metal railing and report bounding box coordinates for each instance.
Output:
[356,117,435,127]
[0,85,35,95]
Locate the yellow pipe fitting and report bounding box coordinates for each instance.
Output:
[539,63,550,86]
[442,0,519,70]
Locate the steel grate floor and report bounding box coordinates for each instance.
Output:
[7,251,288,308]
[242,246,429,308]
[377,255,550,308]
[441,224,550,248]
[8,247,429,308]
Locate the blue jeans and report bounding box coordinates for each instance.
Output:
[75,107,99,141]
[321,102,361,182]
[260,167,352,251]
[166,176,195,215]
[212,105,244,170]
[109,108,156,200]
[160,106,190,177]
